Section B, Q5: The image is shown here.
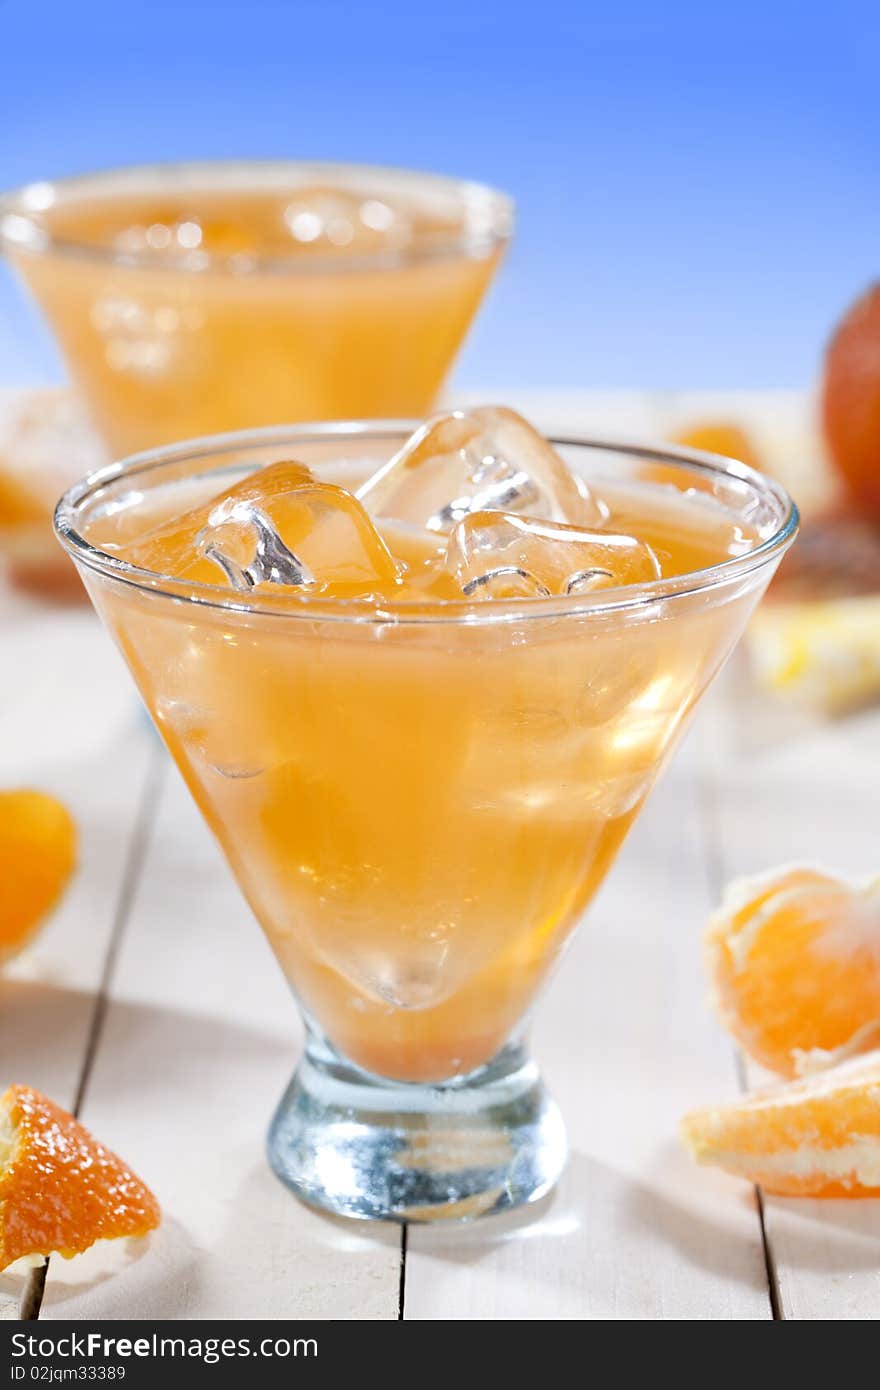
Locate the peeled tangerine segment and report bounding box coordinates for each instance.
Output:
[0,1085,160,1271]
[446,510,662,600]
[124,461,403,599]
[0,791,76,966]
[357,405,605,534]
[682,1050,880,1197]
[707,864,880,1078]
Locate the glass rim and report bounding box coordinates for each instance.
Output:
[0,159,515,276]
[53,420,799,627]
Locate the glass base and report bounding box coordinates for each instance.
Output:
[267,1033,567,1223]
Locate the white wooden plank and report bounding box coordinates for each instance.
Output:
[406,728,771,1319]
[40,765,402,1321]
[0,601,153,1317]
[701,662,880,1320]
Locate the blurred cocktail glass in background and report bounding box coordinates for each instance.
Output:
[0,161,511,582]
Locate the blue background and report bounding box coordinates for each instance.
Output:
[1,0,877,390]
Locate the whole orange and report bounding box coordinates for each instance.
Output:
[822,283,880,516]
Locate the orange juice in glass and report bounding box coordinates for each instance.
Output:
[0,161,510,457]
[55,411,797,1220]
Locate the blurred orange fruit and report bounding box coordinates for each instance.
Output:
[682,1050,880,1196]
[822,283,880,517]
[707,865,880,1078]
[0,791,77,965]
[0,1084,160,1271]
[675,422,762,470]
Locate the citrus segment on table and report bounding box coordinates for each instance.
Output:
[0,791,77,965]
[682,1050,880,1197]
[707,864,880,1078]
[0,1085,160,1271]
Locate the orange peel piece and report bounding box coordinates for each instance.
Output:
[682,1050,880,1197]
[0,791,77,965]
[707,864,880,1077]
[0,1085,160,1271]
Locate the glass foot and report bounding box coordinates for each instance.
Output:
[267,1033,567,1223]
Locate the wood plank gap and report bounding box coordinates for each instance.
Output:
[699,746,782,1321]
[732,1050,783,1321]
[71,747,166,1119]
[22,747,165,1321]
[398,1224,408,1320]
[755,1184,783,1318]
[18,1264,47,1322]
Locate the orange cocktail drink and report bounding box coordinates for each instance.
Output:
[1,163,510,456]
[56,411,797,1220]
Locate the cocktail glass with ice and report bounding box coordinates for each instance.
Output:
[54,411,797,1221]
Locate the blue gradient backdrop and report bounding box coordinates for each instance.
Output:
[1,0,877,389]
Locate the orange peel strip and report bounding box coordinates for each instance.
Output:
[0,1085,160,1272]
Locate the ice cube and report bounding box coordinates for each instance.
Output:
[150,627,290,780]
[110,192,413,262]
[199,504,316,590]
[122,461,314,579]
[357,406,604,534]
[352,932,454,1011]
[283,187,412,252]
[445,511,662,600]
[121,462,404,599]
[575,644,659,728]
[113,217,240,257]
[198,481,404,598]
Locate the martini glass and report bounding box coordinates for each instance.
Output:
[54,424,797,1222]
[1,161,512,457]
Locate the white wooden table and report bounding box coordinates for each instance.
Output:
[1,390,878,1321]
